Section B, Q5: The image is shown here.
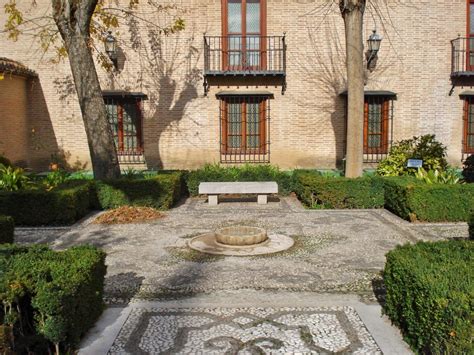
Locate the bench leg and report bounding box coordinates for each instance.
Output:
[208,195,218,206]
[257,195,268,205]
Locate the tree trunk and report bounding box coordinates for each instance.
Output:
[52,0,120,179]
[340,0,365,178]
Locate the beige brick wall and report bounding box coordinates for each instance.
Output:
[0,0,468,170]
[0,74,29,166]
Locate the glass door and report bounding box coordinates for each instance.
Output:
[223,0,266,71]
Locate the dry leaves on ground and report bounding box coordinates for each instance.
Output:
[94,206,164,224]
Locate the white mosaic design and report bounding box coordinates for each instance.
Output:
[108,307,381,354]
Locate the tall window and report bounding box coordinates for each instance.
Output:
[103,96,144,155]
[463,97,474,154]
[364,96,390,154]
[222,0,266,70]
[219,95,270,163]
[469,0,474,69]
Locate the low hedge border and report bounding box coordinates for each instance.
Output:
[0,216,14,243]
[0,181,92,226]
[0,244,106,353]
[383,240,473,354]
[294,172,385,209]
[95,171,185,210]
[0,172,186,226]
[384,177,474,222]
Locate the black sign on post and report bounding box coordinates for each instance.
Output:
[407,159,423,168]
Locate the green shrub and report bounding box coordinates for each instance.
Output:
[294,172,385,209]
[0,216,14,244]
[0,181,92,226]
[42,169,70,190]
[383,240,473,354]
[377,134,448,176]
[384,177,474,222]
[95,171,185,209]
[0,244,106,353]
[462,155,474,183]
[186,164,294,196]
[0,164,31,191]
[414,167,461,184]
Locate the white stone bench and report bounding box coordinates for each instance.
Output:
[198,181,278,205]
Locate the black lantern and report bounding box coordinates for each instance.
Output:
[367,30,382,56]
[366,29,382,71]
[104,31,118,64]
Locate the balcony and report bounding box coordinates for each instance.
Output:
[203,35,286,94]
[451,37,474,78]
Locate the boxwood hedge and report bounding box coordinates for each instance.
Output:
[0,181,93,226]
[95,171,185,209]
[0,216,14,244]
[0,244,106,353]
[294,172,385,209]
[384,177,474,222]
[383,240,473,354]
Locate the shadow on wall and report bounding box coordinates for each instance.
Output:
[293,13,347,169]
[143,30,202,169]
[27,78,61,171]
[0,75,60,171]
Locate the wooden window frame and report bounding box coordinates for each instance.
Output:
[221,0,267,70]
[221,97,267,155]
[463,98,474,154]
[467,0,474,70]
[364,97,390,155]
[105,98,144,155]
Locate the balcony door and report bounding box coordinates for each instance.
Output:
[222,0,266,71]
[468,0,474,70]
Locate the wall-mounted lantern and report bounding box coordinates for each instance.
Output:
[366,29,382,71]
[104,31,118,69]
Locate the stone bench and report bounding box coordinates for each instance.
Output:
[198,181,278,205]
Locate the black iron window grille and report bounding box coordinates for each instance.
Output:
[462,95,474,160]
[103,93,146,156]
[217,93,271,163]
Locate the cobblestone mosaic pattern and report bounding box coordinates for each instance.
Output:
[109,307,380,354]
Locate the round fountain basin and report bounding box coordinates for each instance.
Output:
[215,226,268,246]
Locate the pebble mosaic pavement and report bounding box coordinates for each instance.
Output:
[108,307,380,354]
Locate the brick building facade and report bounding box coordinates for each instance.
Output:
[0,0,472,171]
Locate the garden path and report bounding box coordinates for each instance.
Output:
[14,196,468,354]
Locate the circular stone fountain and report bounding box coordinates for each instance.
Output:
[188,226,293,256]
[215,226,268,246]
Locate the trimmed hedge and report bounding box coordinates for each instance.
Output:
[0,244,106,353]
[95,171,185,209]
[383,241,473,354]
[186,164,294,196]
[384,177,474,222]
[0,216,14,244]
[0,181,93,226]
[294,172,385,209]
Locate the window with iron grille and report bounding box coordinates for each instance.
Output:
[364,96,391,155]
[463,96,474,155]
[218,93,271,163]
[343,91,395,163]
[103,94,144,155]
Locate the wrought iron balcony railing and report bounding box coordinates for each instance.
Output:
[204,35,286,76]
[451,36,474,77]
